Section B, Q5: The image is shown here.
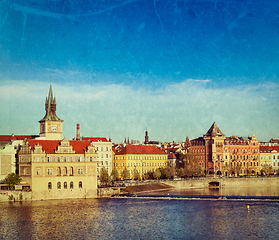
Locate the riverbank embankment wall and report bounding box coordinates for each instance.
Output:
[1,177,278,201]
[161,177,279,189]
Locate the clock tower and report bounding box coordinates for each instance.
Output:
[39,84,63,140]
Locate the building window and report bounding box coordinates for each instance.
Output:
[37,157,40,162]
[63,167,67,175]
[47,169,52,175]
[58,157,60,162]
[36,169,40,175]
[70,181,73,189]
[57,167,61,176]
[79,181,82,189]
[57,182,61,189]
[64,157,67,162]
[48,182,52,190]
[78,168,83,174]
[70,167,73,176]
[64,182,67,189]
[90,157,92,162]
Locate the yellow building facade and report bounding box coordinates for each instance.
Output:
[18,138,97,200]
[17,84,98,200]
[114,144,168,179]
[259,146,272,174]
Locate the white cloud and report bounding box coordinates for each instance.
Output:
[186,79,211,83]
[0,80,278,143]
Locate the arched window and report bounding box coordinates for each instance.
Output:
[70,167,73,176]
[64,182,67,189]
[48,182,52,190]
[57,167,61,176]
[63,167,67,176]
[79,181,82,189]
[57,182,61,189]
[70,181,73,189]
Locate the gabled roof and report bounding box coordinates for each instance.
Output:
[168,153,176,159]
[204,122,224,137]
[83,137,109,142]
[28,139,91,154]
[115,144,166,155]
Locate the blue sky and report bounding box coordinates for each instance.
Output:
[0,0,278,143]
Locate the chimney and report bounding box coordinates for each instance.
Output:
[76,124,80,141]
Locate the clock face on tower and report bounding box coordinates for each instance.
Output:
[51,125,57,132]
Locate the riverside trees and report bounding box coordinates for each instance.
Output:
[5,173,22,190]
[99,167,110,184]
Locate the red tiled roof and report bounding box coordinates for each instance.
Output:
[115,144,166,155]
[83,137,109,142]
[168,153,176,159]
[112,147,117,153]
[0,135,38,142]
[28,140,90,154]
[260,145,279,153]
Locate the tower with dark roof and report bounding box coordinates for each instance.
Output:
[144,127,149,144]
[39,84,63,140]
[204,122,224,137]
[203,122,226,175]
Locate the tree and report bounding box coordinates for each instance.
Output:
[158,167,167,179]
[143,173,150,180]
[5,173,22,190]
[110,168,119,181]
[261,165,273,175]
[121,167,130,180]
[176,168,184,178]
[183,157,203,178]
[153,169,161,179]
[99,167,110,184]
[166,166,176,179]
[133,167,140,180]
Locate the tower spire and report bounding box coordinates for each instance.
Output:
[145,127,149,144]
[39,83,62,122]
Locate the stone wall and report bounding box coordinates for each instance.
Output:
[163,177,279,189]
[0,191,32,202]
[0,189,98,202]
[97,187,120,197]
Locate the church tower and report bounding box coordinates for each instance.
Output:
[144,127,149,144]
[39,84,63,140]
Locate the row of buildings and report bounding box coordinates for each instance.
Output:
[0,84,278,200]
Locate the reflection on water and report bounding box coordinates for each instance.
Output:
[0,197,279,239]
[148,185,279,197]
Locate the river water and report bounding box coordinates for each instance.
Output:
[1,187,279,239]
[144,185,279,198]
